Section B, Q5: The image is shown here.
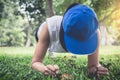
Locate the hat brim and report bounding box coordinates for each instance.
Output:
[64,30,98,55]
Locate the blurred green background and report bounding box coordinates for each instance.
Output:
[0,0,120,47]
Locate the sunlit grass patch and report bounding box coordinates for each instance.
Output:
[100,46,120,55]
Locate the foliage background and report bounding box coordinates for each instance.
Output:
[0,0,120,47]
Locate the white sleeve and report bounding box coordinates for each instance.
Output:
[37,22,46,39]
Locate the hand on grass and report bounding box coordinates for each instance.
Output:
[43,65,59,76]
[32,62,59,77]
[88,65,108,76]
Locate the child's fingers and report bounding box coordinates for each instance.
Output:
[53,65,59,73]
[46,65,56,72]
[44,65,56,76]
[97,66,108,75]
[97,67,108,71]
[43,65,59,76]
[44,72,49,76]
[45,69,55,75]
[97,70,108,75]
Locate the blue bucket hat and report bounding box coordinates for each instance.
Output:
[62,4,98,55]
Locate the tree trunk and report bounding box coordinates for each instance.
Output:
[46,0,54,17]
[25,13,32,47]
[99,22,112,46]
[25,24,31,47]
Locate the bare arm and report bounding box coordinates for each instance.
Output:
[31,23,59,76]
[88,29,108,75]
[88,29,100,67]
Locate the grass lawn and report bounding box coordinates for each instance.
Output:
[0,46,120,80]
[0,45,120,55]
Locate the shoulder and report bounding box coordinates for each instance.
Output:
[46,15,63,29]
[49,15,63,18]
[38,23,50,43]
[46,15,63,21]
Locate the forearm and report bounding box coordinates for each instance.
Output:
[31,41,48,73]
[87,49,108,76]
[88,29,101,67]
[88,49,100,67]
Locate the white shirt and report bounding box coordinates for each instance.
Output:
[37,16,66,53]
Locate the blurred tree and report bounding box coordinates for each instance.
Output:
[108,1,120,45]
[18,0,45,46]
[0,0,120,46]
[53,0,120,45]
[0,0,26,46]
[0,1,4,20]
[92,0,120,45]
[46,0,54,17]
